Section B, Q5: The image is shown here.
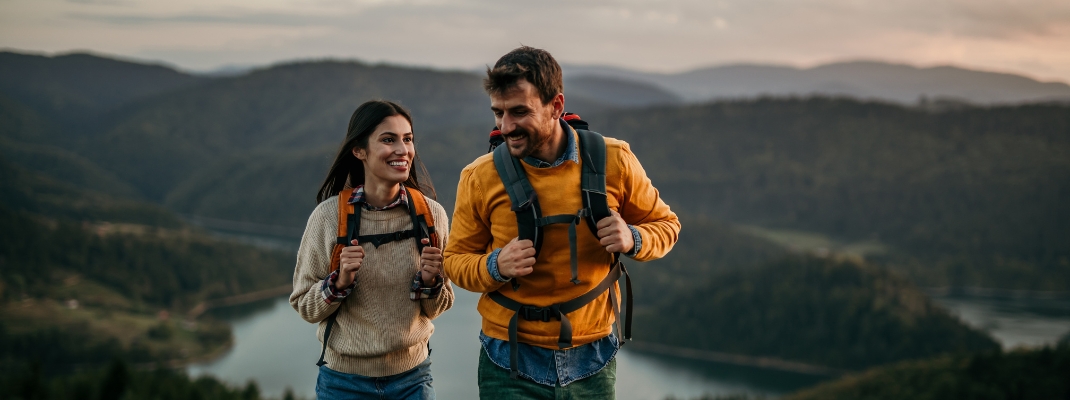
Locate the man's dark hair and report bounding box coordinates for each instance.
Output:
[484,46,563,104]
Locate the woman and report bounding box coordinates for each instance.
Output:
[290,100,453,400]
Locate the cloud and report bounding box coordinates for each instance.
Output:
[2,0,1069,81]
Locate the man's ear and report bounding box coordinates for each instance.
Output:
[551,93,565,118]
[352,147,366,161]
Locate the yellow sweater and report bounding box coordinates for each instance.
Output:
[444,129,680,349]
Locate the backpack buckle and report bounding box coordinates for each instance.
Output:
[520,306,553,322]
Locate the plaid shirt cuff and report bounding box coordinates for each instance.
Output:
[410,271,444,300]
[321,270,355,304]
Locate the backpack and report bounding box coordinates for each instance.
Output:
[315,186,439,367]
[486,113,633,379]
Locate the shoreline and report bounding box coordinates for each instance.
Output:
[167,285,293,369]
[624,341,849,376]
[923,286,1070,300]
[187,285,292,319]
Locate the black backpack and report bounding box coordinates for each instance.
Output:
[486,113,633,379]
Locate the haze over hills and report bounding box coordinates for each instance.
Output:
[563,61,1070,104]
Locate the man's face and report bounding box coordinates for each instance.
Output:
[490,79,559,159]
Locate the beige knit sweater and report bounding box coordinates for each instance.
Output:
[289,195,454,377]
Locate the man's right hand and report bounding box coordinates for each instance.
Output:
[497,237,536,279]
[334,239,364,289]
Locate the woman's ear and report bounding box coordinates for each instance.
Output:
[352,147,366,161]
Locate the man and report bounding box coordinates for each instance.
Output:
[443,46,680,398]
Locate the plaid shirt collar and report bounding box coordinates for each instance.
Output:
[348,184,409,211]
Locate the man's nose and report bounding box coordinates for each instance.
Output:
[500,116,515,134]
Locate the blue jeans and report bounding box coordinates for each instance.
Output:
[316,356,435,400]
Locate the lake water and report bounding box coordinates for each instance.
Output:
[930,294,1070,349]
[188,290,826,400]
[187,287,1070,400]
[191,231,1070,399]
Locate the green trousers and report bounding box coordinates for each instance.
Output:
[477,350,617,400]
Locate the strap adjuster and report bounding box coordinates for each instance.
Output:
[512,191,537,212]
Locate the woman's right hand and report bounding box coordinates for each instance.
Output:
[335,239,364,288]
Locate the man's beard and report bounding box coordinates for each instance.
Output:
[504,126,549,159]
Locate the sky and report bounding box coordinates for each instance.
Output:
[2,0,1070,82]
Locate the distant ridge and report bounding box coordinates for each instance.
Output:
[563,61,1070,105]
[0,50,206,127]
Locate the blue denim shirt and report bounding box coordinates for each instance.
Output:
[482,120,636,386]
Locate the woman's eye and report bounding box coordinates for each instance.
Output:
[404,137,413,143]
[383,137,394,143]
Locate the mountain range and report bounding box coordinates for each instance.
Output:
[211,56,1070,106]
[563,61,1070,105]
[1,50,1069,291]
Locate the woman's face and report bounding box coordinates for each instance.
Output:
[353,115,414,188]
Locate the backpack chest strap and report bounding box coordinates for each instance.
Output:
[344,226,437,249]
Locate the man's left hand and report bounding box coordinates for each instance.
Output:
[596,210,633,254]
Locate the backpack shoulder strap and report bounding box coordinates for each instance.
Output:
[406,186,439,251]
[320,187,358,367]
[492,143,544,259]
[330,188,359,274]
[576,129,611,235]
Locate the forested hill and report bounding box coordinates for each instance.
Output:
[635,256,1000,370]
[0,156,295,370]
[2,51,1069,291]
[591,99,1070,290]
[785,344,1070,400]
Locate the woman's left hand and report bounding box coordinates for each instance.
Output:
[419,238,443,286]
